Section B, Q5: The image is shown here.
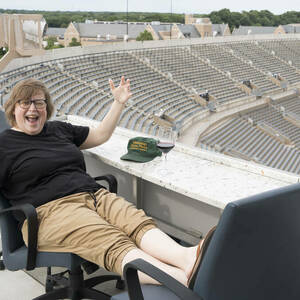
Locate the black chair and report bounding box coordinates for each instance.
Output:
[0,175,124,300]
[113,183,300,300]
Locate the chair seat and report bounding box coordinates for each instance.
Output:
[111,285,181,300]
[4,245,85,271]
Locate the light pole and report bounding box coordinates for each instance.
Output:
[126,0,128,37]
[170,0,172,39]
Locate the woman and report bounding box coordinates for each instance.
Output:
[0,77,203,287]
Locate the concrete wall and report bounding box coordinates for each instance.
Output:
[84,151,220,245]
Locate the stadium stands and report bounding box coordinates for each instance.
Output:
[191,43,279,93]
[133,46,247,103]
[1,36,300,175]
[258,39,300,69]
[225,41,300,85]
[198,94,300,174]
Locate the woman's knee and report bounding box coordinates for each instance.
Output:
[131,221,158,246]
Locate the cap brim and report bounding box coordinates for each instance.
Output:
[120,153,155,163]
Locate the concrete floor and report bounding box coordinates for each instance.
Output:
[2,269,45,300]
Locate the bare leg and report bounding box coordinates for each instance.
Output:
[139,228,201,279]
[122,248,188,286]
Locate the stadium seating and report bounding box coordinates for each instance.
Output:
[1,37,300,173]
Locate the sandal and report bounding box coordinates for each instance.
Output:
[188,226,217,289]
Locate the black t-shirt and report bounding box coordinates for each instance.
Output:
[0,121,101,220]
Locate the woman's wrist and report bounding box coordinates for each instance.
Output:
[113,98,126,106]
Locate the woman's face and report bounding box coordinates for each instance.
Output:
[13,90,47,135]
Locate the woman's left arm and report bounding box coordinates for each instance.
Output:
[80,76,132,149]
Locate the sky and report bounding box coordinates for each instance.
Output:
[1,0,299,15]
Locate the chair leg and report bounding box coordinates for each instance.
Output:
[32,286,69,300]
[33,286,111,300]
[0,251,5,270]
[45,267,69,292]
[84,274,121,288]
[34,266,118,300]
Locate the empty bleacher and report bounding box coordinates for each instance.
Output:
[198,95,300,175]
[191,43,279,93]
[225,41,300,85]
[55,51,203,133]
[258,39,300,69]
[1,36,300,172]
[133,47,247,103]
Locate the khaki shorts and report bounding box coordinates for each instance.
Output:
[22,188,156,274]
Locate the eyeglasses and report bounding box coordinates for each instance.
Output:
[18,99,47,109]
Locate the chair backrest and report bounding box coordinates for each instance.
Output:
[0,109,10,132]
[194,183,300,300]
[0,111,18,256]
[0,192,26,262]
[0,110,23,264]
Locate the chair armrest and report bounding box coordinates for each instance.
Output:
[124,259,203,300]
[93,175,118,193]
[0,204,38,271]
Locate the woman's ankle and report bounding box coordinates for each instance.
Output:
[185,239,205,279]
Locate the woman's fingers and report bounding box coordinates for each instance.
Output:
[126,79,131,91]
[120,76,125,86]
[109,78,115,90]
[110,77,132,103]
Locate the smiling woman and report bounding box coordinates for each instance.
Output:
[3,79,54,135]
[13,92,48,135]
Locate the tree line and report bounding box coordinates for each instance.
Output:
[0,8,299,31]
[205,9,300,30]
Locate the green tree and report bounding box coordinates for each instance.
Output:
[218,8,232,24]
[260,16,272,26]
[136,30,153,41]
[209,11,223,24]
[69,37,81,47]
[0,47,8,59]
[248,10,261,25]
[44,37,64,50]
[45,37,56,49]
[240,14,251,26]
[231,12,243,29]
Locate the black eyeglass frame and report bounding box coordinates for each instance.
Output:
[17,99,47,109]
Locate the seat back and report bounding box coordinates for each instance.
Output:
[194,183,300,300]
[0,109,10,131]
[0,192,26,262]
[0,109,26,266]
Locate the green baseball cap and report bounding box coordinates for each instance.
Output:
[121,137,162,163]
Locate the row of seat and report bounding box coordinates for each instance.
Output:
[258,39,300,69]
[1,38,300,137]
[191,44,279,93]
[198,97,300,174]
[226,41,300,85]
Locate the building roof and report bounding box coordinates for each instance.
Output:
[232,26,277,36]
[45,27,66,37]
[282,24,300,33]
[151,24,172,39]
[73,23,147,39]
[176,24,201,38]
[212,24,228,36]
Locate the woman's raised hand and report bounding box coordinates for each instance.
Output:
[109,76,132,105]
